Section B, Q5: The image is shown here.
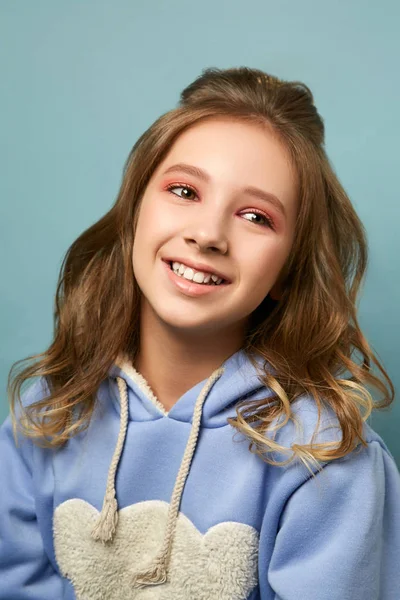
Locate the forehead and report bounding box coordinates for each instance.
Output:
[163,117,293,168]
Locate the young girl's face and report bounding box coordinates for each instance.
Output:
[132,118,298,339]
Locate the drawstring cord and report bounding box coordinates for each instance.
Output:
[90,366,225,589]
[90,377,129,543]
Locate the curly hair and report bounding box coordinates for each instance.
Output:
[7,66,394,477]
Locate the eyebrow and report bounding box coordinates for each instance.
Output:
[162,162,286,219]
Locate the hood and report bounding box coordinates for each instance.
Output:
[108,347,273,425]
[90,348,275,590]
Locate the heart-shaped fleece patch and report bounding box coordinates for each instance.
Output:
[53,498,259,599]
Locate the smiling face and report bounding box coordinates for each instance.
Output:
[132,117,298,342]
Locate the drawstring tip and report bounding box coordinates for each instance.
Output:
[132,561,168,589]
[90,495,119,544]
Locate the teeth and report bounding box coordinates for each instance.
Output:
[171,261,223,285]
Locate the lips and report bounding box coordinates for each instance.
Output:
[162,258,231,283]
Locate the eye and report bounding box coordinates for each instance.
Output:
[166,183,275,230]
[241,210,275,230]
[166,183,197,201]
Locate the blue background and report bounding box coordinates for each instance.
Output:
[1,1,398,465]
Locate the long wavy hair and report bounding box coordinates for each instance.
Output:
[7,66,395,476]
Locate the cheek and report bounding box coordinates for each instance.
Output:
[132,204,174,277]
[244,243,287,277]
[144,200,177,238]
[241,243,287,282]
[133,203,165,250]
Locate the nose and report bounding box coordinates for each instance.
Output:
[182,194,231,254]
[184,222,228,255]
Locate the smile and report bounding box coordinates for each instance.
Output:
[162,260,231,298]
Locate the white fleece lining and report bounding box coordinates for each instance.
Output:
[115,356,170,416]
[53,498,259,599]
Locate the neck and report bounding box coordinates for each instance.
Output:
[133,301,247,411]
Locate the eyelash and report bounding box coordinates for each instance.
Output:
[165,183,275,230]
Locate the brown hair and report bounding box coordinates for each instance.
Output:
[7,66,394,476]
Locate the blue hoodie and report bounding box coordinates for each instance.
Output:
[1,349,400,599]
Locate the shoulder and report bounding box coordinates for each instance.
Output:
[20,376,51,409]
[269,393,343,452]
[268,393,397,476]
[1,376,50,451]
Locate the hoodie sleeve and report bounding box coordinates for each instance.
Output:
[0,385,63,599]
[267,439,400,600]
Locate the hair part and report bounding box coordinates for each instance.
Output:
[8,66,394,478]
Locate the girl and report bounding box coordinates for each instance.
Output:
[1,66,399,600]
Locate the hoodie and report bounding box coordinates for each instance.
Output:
[0,348,400,599]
